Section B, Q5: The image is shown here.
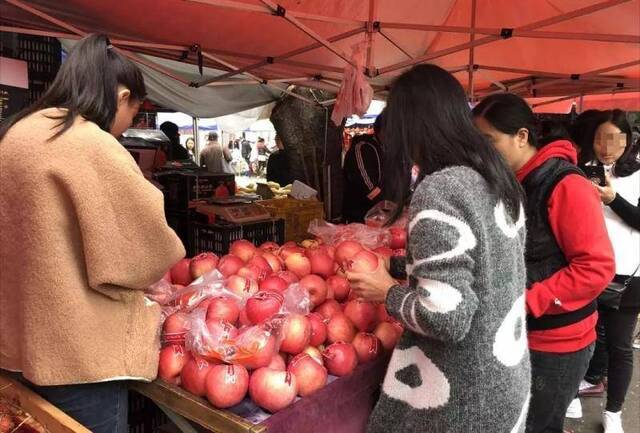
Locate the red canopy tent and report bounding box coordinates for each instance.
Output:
[1,0,638,113]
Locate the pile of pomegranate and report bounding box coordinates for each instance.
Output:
[150,234,406,414]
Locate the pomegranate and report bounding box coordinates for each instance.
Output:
[373,246,393,259]
[206,320,239,341]
[374,321,402,351]
[343,300,378,332]
[352,332,381,363]
[189,252,219,279]
[259,241,280,252]
[279,314,312,355]
[226,275,259,298]
[260,251,283,273]
[162,312,191,343]
[300,239,321,249]
[267,353,287,371]
[277,271,299,285]
[170,258,193,287]
[214,184,230,198]
[238,308,252,327]
[307,313,327,347]
[206,297,240,324]
[377,303,392,323]
[205,364,249,409]
[245,291,284,324]
[326,313,357,344]
[230,239,257,262]
[288,353,328,396]
[249,368,298,413]
[323,342,358,377]
[279,246,305,261]
[238,333,278,370]
[308,253,335,279]
[217,255,244,278]
[158,344,191,384]
[345,250,379,273]
[284,253,312,279]
[237,265,266,281]
[162,270,172,284]
[259,275,289,293]
[299,274,328,307]
[326,276,350,302]
[180,357,214,397]
[389,227,407,249]
[335,240,364,265]
[314,299,343,320]
[303,346,324,364]
[282,241,298,249]
[247,255,273,277]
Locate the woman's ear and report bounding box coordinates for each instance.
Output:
[117,88,131,106]
[516,128,530,148]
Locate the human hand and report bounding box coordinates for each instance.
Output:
[345,257,397,303]
[595,176,616,205]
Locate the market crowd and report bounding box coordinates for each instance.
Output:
[0,33,638,433]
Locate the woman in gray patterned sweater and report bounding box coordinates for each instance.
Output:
[346,65,531,432]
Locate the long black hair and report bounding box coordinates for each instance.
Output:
[0,34,146,141]
[573,109,639,177]
[538,120,572,147]
[384,64,523,222]
[472,93,545,149]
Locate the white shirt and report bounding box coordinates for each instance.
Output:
[603,167,640,275]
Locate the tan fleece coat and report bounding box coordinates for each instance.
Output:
[0,109,185,386]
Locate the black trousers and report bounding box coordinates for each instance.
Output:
[526,344,594,433]
[584,306,640,412]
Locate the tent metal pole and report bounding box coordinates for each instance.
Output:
[378,30,414,60]
[366,0,378,74]
[578,95,584,112]
[193,117,200,164]
[259,0,356,68]
[467,0,477,102]
[530,86,639,108]
[185,0,364,26]
[378,0,632,76]
[526,59,640,92]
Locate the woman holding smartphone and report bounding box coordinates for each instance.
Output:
[573,109,640,433]
[346,65,530,433]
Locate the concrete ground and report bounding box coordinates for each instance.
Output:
[565,331,640,433]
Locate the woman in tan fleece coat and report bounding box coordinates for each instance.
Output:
[0,34,185,432]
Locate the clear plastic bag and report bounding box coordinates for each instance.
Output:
[364,201,398,228]
[308,219,391,249]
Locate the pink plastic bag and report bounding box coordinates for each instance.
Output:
[331,42,374,126]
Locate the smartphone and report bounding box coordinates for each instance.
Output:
[583,166,606,187]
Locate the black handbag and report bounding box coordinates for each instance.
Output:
[598,264,640,310]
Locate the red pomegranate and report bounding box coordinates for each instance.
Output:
[162,312,191,343]
[226,275,259,298]
[302,346,324,364]
[267,353,287,371]
[374,321,402,351]
[343,300,378,332]
[206,297,240,324]
[345,250,379,273]
[245,291,284,324]
[260,251,283,273]
[205,364,249,408]
[377,303,392,323]
[352,332,381,363]
[335,240,364,265]
[323,342,358,377]
[299,274,328,307]
[206,320,239,341]
[259,275,289,293]
[247,255,273,277]
[279,314,312,355]
[389,227,407,249]
[180,357,215,397]
[230,239,257,262]
[373,246,393,259]
[307,313,327,347]
[249,368,298,413]
[308,253,335,278]
[277,271,299,285]
[314,299,343,320]
[217,255,245,278]
[279,246,305,261]
[259,241,280,252]
[162,270,173,284]
[326,313,357,344]
[158,344,191,385]
[284,253,312,279]
[288,353,328,397]
[170,258,193,287]
[238,308,252,327]
[237,265,266,281]
[326,276,350,302]
[189,252,219,279]
[237,332,278,370]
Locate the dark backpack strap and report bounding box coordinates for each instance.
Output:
[527,300,597,331]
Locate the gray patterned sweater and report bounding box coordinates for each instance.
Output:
[368,166,531,433]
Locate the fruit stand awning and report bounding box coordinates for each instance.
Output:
[1,0,639,115]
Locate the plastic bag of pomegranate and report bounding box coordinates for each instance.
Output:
[145,278,180,305]
[280,283,312,316]
[166,276,241,312]
[364,201,398,228]
[308,219,391,249]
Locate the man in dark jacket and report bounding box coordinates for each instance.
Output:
[159,121,189,161]
[266,135,292,187]
[342,113,384,223]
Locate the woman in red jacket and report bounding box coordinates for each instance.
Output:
[473,94,615,433]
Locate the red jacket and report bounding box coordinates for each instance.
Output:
[517,140,616,353]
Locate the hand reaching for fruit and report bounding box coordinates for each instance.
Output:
[346,256,397,303]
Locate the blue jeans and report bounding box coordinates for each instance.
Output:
[24,378,128,433]
[525,343,595,433]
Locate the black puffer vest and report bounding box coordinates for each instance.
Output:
[523,158,597,331]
